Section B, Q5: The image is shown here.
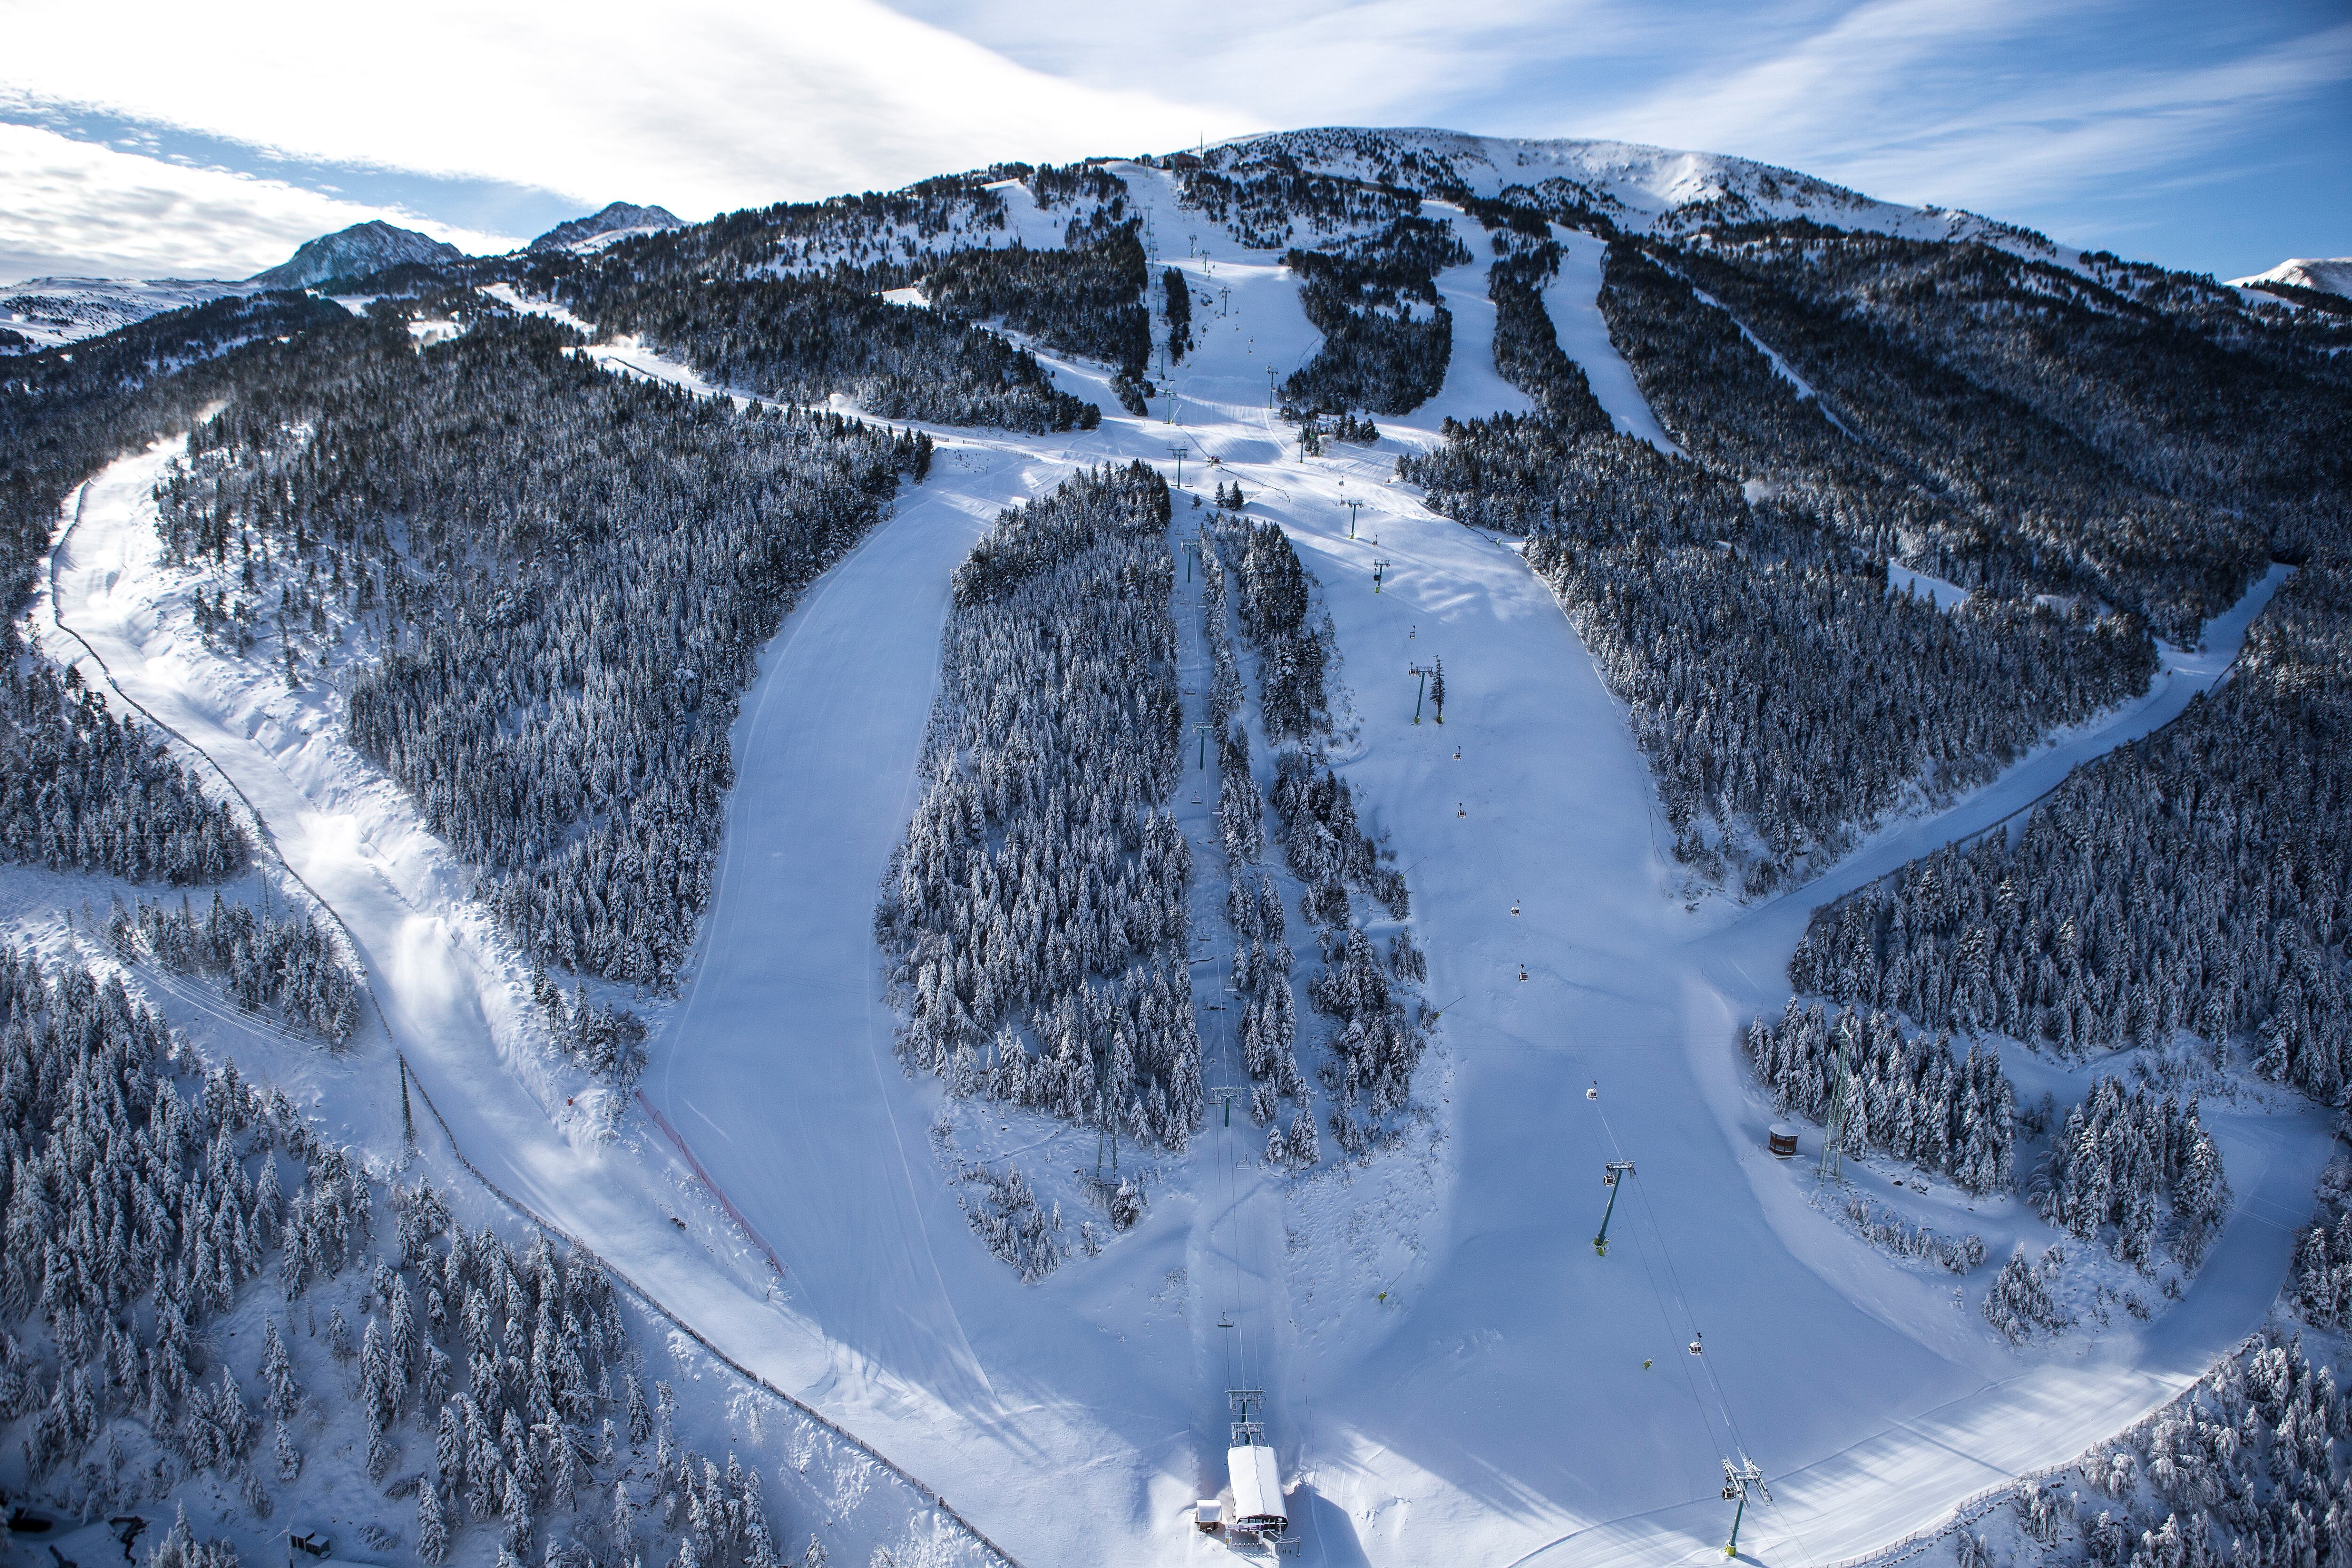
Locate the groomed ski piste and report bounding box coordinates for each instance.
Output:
[24,155,2330,1568]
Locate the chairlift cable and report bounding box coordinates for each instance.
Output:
[1595,1094,1826,1568]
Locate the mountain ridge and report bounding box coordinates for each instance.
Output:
[246,218,465,287]
[528,201,684,255]
[2230,255,2352,299]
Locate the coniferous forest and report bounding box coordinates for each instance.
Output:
[0,944,810,1568]
[1404,230,2156,890]
[151,307,929,998]
[877,463,1203,1152]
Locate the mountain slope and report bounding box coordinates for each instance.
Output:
[246,218,464,287]
[528,200,685,254]
[3,121,2349,1568]
[2230,255,2352,300]
[1200,126,2057,252]
[1,275,243,350]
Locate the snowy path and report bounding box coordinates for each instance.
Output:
[41,159,2331,1568]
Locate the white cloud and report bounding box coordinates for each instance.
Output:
[1595,2,2352,219]
[0,0,1236,222]
[0,122,514,283]
[2,0,2342,279]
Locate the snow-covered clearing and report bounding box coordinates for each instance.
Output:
[1885,557,1971,609]
[31,159,2331,1568]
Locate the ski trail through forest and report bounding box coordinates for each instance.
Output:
[34,160,2335,1568]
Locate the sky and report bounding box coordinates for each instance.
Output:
[1,0,2344,285]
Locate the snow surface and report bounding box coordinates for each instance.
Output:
[1885,559,1970,609]
[0,275,243,349]
[1203,129,2061,259]
[1543,227,1683,455]
[2227,256,2352,297]
[29,156,2332,1568]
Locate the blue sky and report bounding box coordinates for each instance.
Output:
[1,0,2344,283]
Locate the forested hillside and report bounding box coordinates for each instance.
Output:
[151,303,930,1005]
[877,463,1202,1152]
[7,124,2352,1568]
[1791,560,2352,1098]
[0,295,358,888]
[0,944,814,1568]
[1403,230,2155,890]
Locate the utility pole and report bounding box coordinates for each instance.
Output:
[1594,1161,1636,1255]
[1721,1457,1769,1558]
[1819,1031,1851,1185]
[1093,1087,1120,1180]
[1372,559,1391,594]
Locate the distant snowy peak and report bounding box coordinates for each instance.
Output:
[0,276,243,351]
[2228,257,2352,299]
[1199,127,2054,255]
[247,221,465,288]
[528,202,684,255]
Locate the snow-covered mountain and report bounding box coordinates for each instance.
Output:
[2229,255,2352,298]
[1203,126,2059,253]
[246,218,465,287]
[528,200,684,255]
[2,119,2348,1568]
[0,275,243,350]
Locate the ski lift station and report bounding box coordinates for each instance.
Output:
[1197,1388,1297,1552]
[1229,1440,1287,1533]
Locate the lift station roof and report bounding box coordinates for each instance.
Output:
[1229,1443,1287,1528]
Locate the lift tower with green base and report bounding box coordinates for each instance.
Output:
[1593,1162,1636,1256]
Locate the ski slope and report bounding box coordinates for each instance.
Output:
[37,159,2333,1568]
[1545,228,1684,455]
[627,166,2328,1565]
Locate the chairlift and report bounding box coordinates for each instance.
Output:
[1586,1083,1598,1100]
[1510,899,1520,917]
[1688,1335,1704,1356]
